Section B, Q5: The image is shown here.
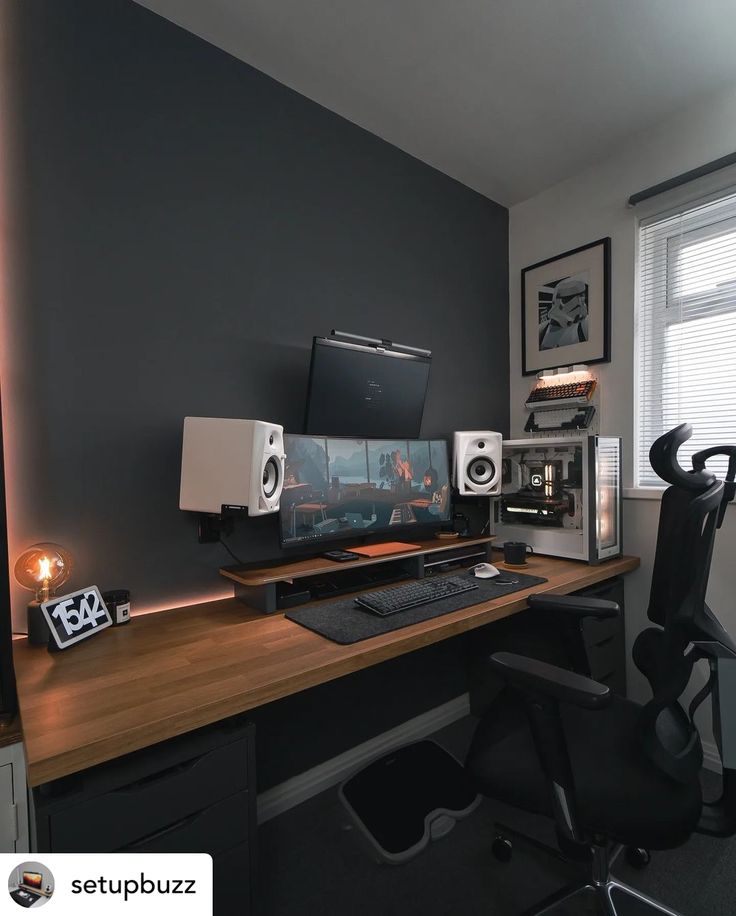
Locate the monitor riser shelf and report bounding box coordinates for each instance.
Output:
[220,536,494,613]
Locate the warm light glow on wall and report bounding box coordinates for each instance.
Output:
[535,369,594,387]
[132,589,233,618]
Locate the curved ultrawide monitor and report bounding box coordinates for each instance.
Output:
[304,336,431,438]
[280,435,451,548]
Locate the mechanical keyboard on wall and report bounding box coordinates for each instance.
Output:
[525,378,596,409]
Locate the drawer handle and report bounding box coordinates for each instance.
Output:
[122,808,206,850]
[116,752,208,794]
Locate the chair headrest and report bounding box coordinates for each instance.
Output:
[649,424,716,491]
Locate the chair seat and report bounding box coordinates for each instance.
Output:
[466,688,702,850]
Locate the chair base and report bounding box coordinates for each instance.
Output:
[515,837,682,916]
[526,877,683,916]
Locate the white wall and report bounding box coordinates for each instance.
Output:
[508,83,736,754]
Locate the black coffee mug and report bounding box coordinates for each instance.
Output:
[503,541,534,566]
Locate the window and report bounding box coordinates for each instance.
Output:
[636,189,736,487]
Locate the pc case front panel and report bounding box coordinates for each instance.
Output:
[592,436,622,561]
[493,436,621,564]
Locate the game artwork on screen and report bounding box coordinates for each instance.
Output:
[281,437,450,545]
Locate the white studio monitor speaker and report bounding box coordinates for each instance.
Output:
[179,417,285,515]
[453,431,503,496]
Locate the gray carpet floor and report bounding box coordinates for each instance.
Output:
[257,717,735,916]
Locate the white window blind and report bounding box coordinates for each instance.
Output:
[637,188,736,487]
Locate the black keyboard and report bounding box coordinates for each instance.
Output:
[524,405,596,433]
[354,576,479,617]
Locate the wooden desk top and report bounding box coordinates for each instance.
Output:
[0,716,22,750]
[13,552,639,788]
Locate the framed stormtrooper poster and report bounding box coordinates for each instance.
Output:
[521,237,611,375]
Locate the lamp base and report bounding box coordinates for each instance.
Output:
[27,601,49,646]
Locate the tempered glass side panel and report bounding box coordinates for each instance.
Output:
[500,441,585,532]
[595,437,621,556]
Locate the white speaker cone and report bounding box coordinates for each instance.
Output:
[467,457,495,485]
[262,456,281,498]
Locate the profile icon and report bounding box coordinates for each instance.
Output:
[8,862,54,908]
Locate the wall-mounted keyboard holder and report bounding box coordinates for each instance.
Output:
[525,404,598,435]
[524,365,601,437]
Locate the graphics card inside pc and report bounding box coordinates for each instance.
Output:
[493,436,621,563]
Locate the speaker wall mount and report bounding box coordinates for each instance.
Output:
[179,418,286,524]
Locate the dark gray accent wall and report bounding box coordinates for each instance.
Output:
[10,0,508,785]
[13,0,508,617]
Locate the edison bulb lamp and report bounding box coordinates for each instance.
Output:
[14,543,73,646]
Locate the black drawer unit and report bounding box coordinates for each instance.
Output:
[576,577,627,695]
[468,576,627,716]
[48,737,250,852]
[33,716,256,916]
[122,791,250,856]
[214,841,251,914]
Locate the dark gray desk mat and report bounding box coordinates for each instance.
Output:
[286,571,548,645]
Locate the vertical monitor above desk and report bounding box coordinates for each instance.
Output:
[279,435,451,548]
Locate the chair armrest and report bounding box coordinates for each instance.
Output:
[490,651,612,710]
[527,593,620,620]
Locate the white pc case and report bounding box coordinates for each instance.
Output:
[492,435,622,564]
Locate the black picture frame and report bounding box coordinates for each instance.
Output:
[521,237,611,376]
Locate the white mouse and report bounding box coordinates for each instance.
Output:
[470,562,500,579]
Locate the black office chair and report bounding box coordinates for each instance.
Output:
[466,424,736,915]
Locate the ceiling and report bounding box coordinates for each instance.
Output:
[134,0,736,206]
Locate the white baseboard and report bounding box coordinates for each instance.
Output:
[702,740,722,773]
[256,696,724,823]
[257,693,471,824]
